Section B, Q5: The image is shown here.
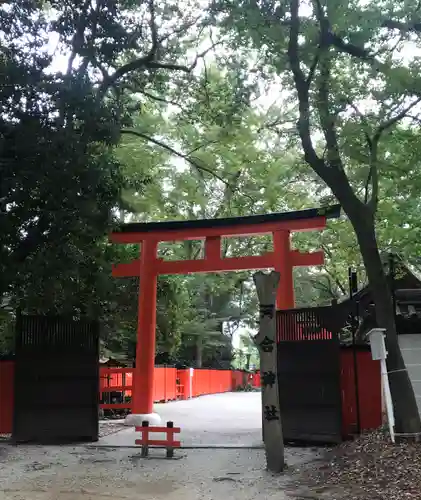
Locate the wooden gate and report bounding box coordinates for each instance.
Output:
[13,314,99,443]
[277,306,347,444]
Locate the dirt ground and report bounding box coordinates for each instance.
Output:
[4,392,417,499]
[0,443,324,500]
[3,431,418,500]
[0,393,325,500]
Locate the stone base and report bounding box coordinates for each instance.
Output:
[124,412,161,427]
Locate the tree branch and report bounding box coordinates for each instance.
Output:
[280,13,421,63]
[306,52,319,86]
[187,140,220,155]
[346,99,388,207]
[258,115,296,134]
[101,60,191,96]
[78,0,103,76]
[407,114,421,125]
[365,98,421,209]
[99,42,219,100]
[120,129,230,186]
[381,19,421,34]
[314,0,342,170]
[287,0,326,179]
[309,275,338,298]
[287,0,359,214]
[97,0,198,99]
[320,244,348,295]
[327,31,375,62]
[375,98,421,138]
[159,15,202,44]
[139,90,187,110]
[148,0,158,50]
[365,138,379,211]
[66,0,91,76]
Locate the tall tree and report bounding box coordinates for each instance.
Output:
[215,0,421,433]
[0,0,212,312]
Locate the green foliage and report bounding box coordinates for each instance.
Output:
[3,0,421,382]
[213,0,421,430]
[0,0,214,356]
[0,309,14,355]
[232,332,259,371]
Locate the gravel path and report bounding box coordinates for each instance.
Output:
[99,393,263,447]
[99,421,126,438]
[0,443,322,500]
[0,393,327,499]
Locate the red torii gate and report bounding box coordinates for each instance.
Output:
[110,204,341,424]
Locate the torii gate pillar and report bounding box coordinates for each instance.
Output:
[273,230,294,310]
[124,239,160,426]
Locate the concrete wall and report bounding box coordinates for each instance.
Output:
[398,334,421,415]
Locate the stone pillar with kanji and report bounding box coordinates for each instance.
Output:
[253,270,284,473]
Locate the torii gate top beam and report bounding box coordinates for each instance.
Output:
[110,205,341,244]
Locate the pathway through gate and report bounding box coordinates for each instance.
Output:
[97,392,263,448]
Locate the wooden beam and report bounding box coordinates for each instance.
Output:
[112,259,141,277]
[156,253,275,275]
[205,236,221,260]
[112,250,325,278]
[110,217,327,244]
[290,250,324,267]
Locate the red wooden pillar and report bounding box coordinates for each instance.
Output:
[273,230,294,310]
[133,239,158,415]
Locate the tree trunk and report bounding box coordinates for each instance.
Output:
[196,335,203,368]
[246,353,251,371]
[350,208,421,435]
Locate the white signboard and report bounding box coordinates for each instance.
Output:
[368,328,395,442]
[369,328,387,361]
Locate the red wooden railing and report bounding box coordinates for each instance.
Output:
[154,366,178,402]
[100,367,133,410]
[97,367,259,411]
[0,360,14,435]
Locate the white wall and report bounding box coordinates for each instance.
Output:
[398,334,421,416]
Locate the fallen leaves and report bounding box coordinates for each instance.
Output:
[298,430,421,499]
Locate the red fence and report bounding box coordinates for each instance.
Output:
[154,366,178,402]
[98,367,257,411]
[100,367,133,409]
[0,360,14,434]
[191,369,232,397]
[340,347,382,438]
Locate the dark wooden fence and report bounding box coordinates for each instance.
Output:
[276,305,382,443]
[13,314,99,443]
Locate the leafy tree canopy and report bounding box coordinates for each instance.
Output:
[3,1,421,422]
